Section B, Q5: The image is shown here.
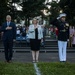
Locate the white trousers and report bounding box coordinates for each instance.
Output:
[58,41,67,61]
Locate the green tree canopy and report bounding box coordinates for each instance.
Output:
[0,0,8,25]
[59,0,75,25]
[21,0,46,25]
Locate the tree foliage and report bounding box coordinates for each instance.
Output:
[0,0,8,25]
[22,0,46,18]
[50,1,60,19]
[59,0,75,25]
[0,0,75,26]
[21,0,46,25]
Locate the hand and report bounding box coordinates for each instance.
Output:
[41,25,45,28]
[57,17,60,20]
[13,39,16,42]
[6,27,12,30]
[34,25,38,29]
[70,34,73,37]
[41,39,43,43]
[67,39,69,42]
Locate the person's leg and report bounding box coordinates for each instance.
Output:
[30,39,36,62]
[36,51,39,62]
[70,37,72,47]
[32,51,36,62]
[3,40,9,62]
[62,41,67,61]
[58,41,63,61]
[68,37,70,47]
[8,40,13,61]
[72,44,75,47]
[35,40,40,62]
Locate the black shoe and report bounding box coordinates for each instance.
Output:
[60,61,66,63]
[32,60,36,63]
[6,60,12,63]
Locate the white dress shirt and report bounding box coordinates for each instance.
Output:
[7,22,10,26]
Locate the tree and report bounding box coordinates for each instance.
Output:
[22,0,46,26]
[59,0,75,25]
[50,1,60,19]
[0,0,8,25]
[46,1,60,24]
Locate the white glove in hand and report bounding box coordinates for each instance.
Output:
[57,17,60,20]
[67,39,69,41]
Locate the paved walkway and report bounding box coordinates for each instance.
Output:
[0,51,75,63]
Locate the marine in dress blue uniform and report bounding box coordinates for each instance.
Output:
[1,15,16,62]
[51,13,69,62]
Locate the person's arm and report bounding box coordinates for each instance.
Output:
[50,18,59,27]
[67,25,69,40]
[40,26,43,39]
[65,23,69,41]
[41,25,45,28]
[28,25,35,33]
[1,23,6,32]
[0,28,1,32]
[13,23,16,40]
[1,23,12,32]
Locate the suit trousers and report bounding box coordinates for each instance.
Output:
[3,39,13,61]
[58,41,67,61]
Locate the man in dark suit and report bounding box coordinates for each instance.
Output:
[1,15,16,63]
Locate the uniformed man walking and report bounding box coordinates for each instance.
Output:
[51,13,69,62]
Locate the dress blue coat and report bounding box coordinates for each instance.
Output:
[1,22,16,41]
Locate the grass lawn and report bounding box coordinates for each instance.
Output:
[0,62,36,75]
[38,62,75,75]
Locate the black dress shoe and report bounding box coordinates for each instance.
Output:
[8,60,12,63]
[32,60,35,63]
[60,61,66,63]
[63,61,65,62]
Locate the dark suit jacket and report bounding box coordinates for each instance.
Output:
[51,19,69,41]
[1,22,16,41]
